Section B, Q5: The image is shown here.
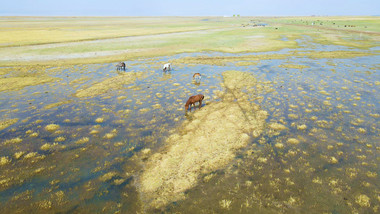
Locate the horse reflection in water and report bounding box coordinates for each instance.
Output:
[185,94,204,112]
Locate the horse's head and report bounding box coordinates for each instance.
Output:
[185,104,188,111]
[197,94,204,101]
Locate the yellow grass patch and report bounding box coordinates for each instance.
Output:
[45,124,60,132]
[43,100,72,110]
[74,71,146,97]
[304,51,375,59]
[269,123,288,131]
[278,64,310,69]
[0,118,18,131]
[174,54,290,66]
[0,76,56,92]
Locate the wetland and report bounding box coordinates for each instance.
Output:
[0,16,379,213]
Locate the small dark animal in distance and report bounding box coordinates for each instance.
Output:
[116,62,126,71]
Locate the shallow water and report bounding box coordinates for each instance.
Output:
[0,44,379,213]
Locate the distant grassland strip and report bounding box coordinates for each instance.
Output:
[265,16,380,33]
[172,51,375,66]
[0,26,299,66]
[263,16,380,48]
[0,16,379,66]
[0,16,239,47]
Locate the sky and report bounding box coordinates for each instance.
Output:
[1,0,379,16]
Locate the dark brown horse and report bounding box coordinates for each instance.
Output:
[116,62,126,71]
[185,94,204,112]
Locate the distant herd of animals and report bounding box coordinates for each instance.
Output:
[116,62,204,112]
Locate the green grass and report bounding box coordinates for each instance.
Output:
[260,16,380,48]
[0,16,378,66]
[0,16,242,47]
[264,16,380,32]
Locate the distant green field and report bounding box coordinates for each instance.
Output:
[267,16,380,32]
[0,16,378,66]
[0,17,237,47]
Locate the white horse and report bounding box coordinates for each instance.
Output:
[163,63,171,72]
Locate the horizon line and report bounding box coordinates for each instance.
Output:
[1,14,379,17]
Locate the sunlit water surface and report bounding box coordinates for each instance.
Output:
[0,44,379,213]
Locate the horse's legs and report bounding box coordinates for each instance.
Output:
[198,100,202,109]
[190,103,195,112]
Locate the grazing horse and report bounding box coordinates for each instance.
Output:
[193,73,202,82]
[116,62,126,71]
[163,63,171,72]
[185,94,204,112]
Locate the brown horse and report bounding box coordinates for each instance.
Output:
[185,94,204,112]
[116,62,126,71]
